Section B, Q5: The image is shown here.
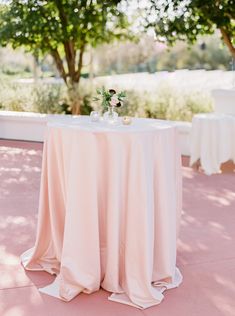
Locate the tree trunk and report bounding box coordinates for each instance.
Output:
[67,44,86,115]
[33,55,40,84]
[220,28,235,59]
[51,49,67,83]
[89,46,94,90]
[67,81,81,115]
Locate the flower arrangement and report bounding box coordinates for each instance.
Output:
[93,87,126,109]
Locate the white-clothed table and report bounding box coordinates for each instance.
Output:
[21,116,182,309]
[190,113,235,175]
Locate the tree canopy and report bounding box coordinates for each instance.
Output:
[1,0,234,115]
[145,0,235,58]
[0,0,129,113]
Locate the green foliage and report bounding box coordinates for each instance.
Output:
[1,64,30,76]
[93,82,212,121]
[0,80,33,111]
[0,0,127,51]
[0,46,34,77]
[93,34,231,75]
[0,0,130,113]
[94,87,126,108]
[0,79,95,114]
[33,84,68,114]
[0,79,213,121]
[117,91,144,117]
[144,0,235,58]
[94,36,158,75]
[157,36,231,71]
[79,94,93,116]
[142,84,213,121]
[33,82,95,114]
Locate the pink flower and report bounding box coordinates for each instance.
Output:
[110,95,119,106]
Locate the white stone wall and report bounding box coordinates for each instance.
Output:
[0,111,192,156]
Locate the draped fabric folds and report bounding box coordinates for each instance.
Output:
[190,113,235,175]
[21,117,182,309]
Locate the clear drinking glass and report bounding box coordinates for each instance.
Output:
[90,111,100,122]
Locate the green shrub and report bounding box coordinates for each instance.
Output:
[0,80,34,111]
[143,84,212,121]
[106,83,213,122]
[33,84,68,114]
[0,79,213,121]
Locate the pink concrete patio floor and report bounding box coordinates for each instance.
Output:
[0,139,235,316]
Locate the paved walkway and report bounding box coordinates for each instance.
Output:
[0,140,235,316]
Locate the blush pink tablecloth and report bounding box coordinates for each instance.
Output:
[21,116,183,309]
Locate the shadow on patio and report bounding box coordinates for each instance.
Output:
[0,140,235,316]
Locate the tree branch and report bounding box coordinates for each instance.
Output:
[74,43,86,83]
[220,28,235,59]
[51,49,67,84]
[54,0,76,78]
[64,40,76,78]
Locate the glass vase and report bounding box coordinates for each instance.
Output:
[103,106,119,124]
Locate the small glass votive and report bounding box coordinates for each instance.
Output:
[122,116,132,125]
[90,111,100,122]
